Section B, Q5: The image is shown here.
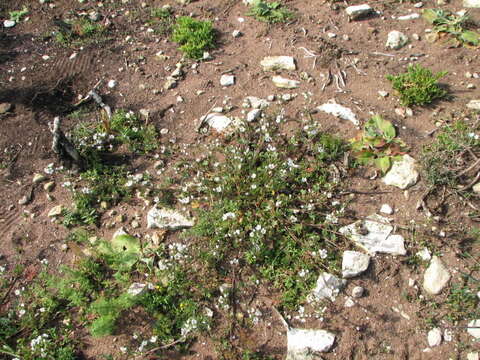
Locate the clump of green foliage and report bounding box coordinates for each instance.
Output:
[446,284,480,322]
[9,6,28,22]
[184,114,347,310]
[386,65,448,107]
[149,7,175,36]
[423,8,480,47]
[247,0,293,23]
[172,17,216,59]
[350,115,407,173]
[55,17,105,47]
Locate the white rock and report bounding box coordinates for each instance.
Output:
[339,214,407,256]
[232,30,242,38]
[203,113,232,133]
[147,207,194,230]
[414,2,423,7]
[467,100,480,110]
[3,20,15,28]
[272,76,300,89]
[352,286,364,298]
[467,352,479,360]
[247,109,262,122]
[261,56,296,71]
[317,101,359,126]
[464,0,480,7]
[397,13,420,20]
[127,283,147,296]
[107,80,117,88]
[443,329,453,342]
[342,251,370,278]
[309,272,346,301]
[220,74,235,86]
[417,247,431,261]
[245,96,269,109]
[344,297,355,307]
[48,205,63,217]
[468,320,480,339]
[286,328,335,359]
[345,4,373,19]
[382,155,419,189]
[423,256,450,295]
[380,204,393,215]
[427,328,442,347]
[378,91,389,97]
[386,30,409,50]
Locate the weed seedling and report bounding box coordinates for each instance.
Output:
[386,65,448,107]
[350,115,407,173]
[9,6,28,22]
[423,9,480,47]
[149,7,175,36]
[172,17,216,59]
[247,0,293,23]
[55,18,105,47]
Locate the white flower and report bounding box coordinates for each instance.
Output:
[222,212,236,221]
[251,184,257,190]
[149,336,158,343]
[251,173,257,179]
[18,309,26,317]
[319,249,328,259]
[120,347,127,353]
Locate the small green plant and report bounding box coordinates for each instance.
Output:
[386,65,448,107]
[55,18,105,47]
[350,115,407,173]
[446,284,479,322]
[423,9,480,47]
[149,7,175,36]
[171,16,216,59]
[9,6,28,22]
[247,0,293,23]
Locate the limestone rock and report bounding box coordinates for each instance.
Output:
[467,352,479,360]
[272,76,300,89]
[468,319,480,339]
[382,155,419,189]
[427,328,442,347]
[3,20,15,28]
[220,74,235,86]
[342,251,370,278]
[33,173,47,184]
[203,113,233,133]
[0,103,12,114]
[309,272,346,301]
[339,214,406,255]
[43,181,55,192]
[386,30,409,50]
[247,109,262,122]
[423,256,450,295]
[380,204,393,215]
[352,286,364,298]
[464,0,480,7]
[245,96,269,109]
[467,100,480,110]
[48,205,63,217]
[287,328,335,359]
[345,4,373,19]
[147,207,194,230]
[261,56,296,71]
[317,101,359,126]
[127,283,147,296]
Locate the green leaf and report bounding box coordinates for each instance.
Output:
[111,234,141,255]
[460,30,480,46]
[372,115,396,141]
[374,157,391,174]
[422,9,440,24]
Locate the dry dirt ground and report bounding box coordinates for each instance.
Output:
[1,0,480,359]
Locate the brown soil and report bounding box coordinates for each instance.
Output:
[1,0,480,359]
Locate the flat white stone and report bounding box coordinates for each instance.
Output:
[380,204,393,215]
[147,207,194,230]
[386,30,409,50]
[467,352,480,360]
[272,76,300,89]
[352,286,364,298]
[48,205,63,217]
[286,328,335,359]
[345,4,373,19]
[339,214,406,255]
[382,155,419,189]
[220,74,235,86]
[127,283,147,296]
[417,247,432,261]
[261,56,296,71]
[423,256,450,295]
[245,96,270,109]
[468,319,480,339]
[317,101,359,126]
[427,328,442,347]
[464,0,480,7]
[247,109,262,122]
[309,272,346,301]
[467,100,480,110]
[398,13,420,20]
[3,20,15,28]
[342,251,370,278]
[203,113,232,133]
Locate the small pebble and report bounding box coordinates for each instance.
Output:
[352,286,364,298]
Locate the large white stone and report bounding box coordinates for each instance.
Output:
[3,20,15,28]
[382,155,419,189]
[286,328,335,359]
[464,0,480,8]
[309,272,346,301]
[467,99,480,110]
[272,76,300,89]
[203,113,232,133]
[467,352,479,360]
[423,256,450,295]
[247,109,262,122]
[468,320,480,339]
[427,328,442,347]
[345,4,373,19]
[342,251,370,278]
[127,283,147,296]
[317,101,359,126]
[339,214,406,255]
[220,74,235,86]
[261,56,296,71]
[386,31,409,50]
[147,207,194,230]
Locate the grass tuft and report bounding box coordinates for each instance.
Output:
[172,17,216,59]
